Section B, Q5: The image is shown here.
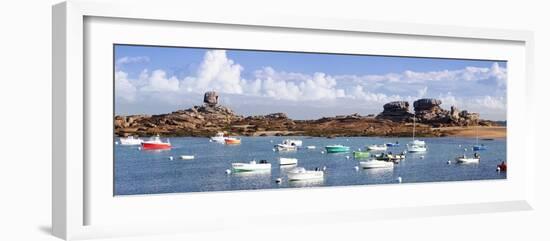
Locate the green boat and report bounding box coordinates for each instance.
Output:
[353,151,370,159]
[325,145,350,153]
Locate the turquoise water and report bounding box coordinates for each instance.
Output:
[114,136,506,195]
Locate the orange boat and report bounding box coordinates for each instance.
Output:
[224,137,241,145]
[141,135,171,150]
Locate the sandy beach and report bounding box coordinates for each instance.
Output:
[436,126,506,139]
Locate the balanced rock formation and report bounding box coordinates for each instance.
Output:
[203,91,219,106]
[413,98,450,124]
[376,101,414,122]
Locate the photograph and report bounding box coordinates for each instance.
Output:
[113,44,507,195]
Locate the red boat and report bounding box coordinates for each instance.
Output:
[497,161,507,172]
[141,135,171,150]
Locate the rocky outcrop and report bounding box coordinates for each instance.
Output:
[375,98,487,127]
[115,92,498,138]
[203,91,219,106]
[376,101,414,122]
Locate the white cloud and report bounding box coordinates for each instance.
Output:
[140,70,180,92]
[180,50,245,94]
[115,71,137,102]
[475,95,506,110]
[116,56,150,66]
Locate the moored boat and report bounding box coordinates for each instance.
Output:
[367,144,388,151]
[279,157,298,166]
[385,142,400,147]
[287,167,324,181]
[210,132,226,143]
[325,145,350,153]
[473,144,487,151]
[141,135,171,150]
[306,145,316,149]
[497,161,507,171]
[231,160,271,172]
[180,155,195,160]
[225,137,241,145]
[407,117,427,153]
[119,136,143,146]
[275,143,298,151]
[359,159,394,169]
[353,151,371,159]
[455,153,480,163]
[282,139,303,147]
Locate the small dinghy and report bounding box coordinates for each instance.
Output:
[455,153,480,164]
[180,155,195,160]
[367,144,387,151]
[306,145,316,149]
[287,167,324,181]
[119,136,143,146]
[279,157,298,166]
[385,142,400,147]
[473,144,487,151]
[325,145,350,153]
[231,160,271,172]
[353,151,371,159]
[275,143,298,151]
[359,159,394,169]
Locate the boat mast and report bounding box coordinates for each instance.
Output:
[412,115,416,141]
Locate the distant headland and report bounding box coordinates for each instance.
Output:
[115,91,506,138]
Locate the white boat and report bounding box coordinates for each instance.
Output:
[407,117,427,153]
[282,139,303,147]
[287,167,324,181]
[366,144,387,151]
[119,136,143,146]
[306,145,316,149]
[275,143,298,151]
[456,154,480,163]
[279,157,298,166]
[359,159,394,169]
[210,132,226,143]
[180,155,195,160]
[231,160,271,172]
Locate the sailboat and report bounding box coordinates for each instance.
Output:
[407,116,427,153]
[473,125,487,151]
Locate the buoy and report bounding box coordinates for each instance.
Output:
[458,144,461,147]
[464,148,468,151]
[115,141,119,145]
[270,140,273,143]
[272,148,276,152]
[138,147,142,150]
[447,160,451,164]
[169,156,174,160]
[496,167,501,172]
[322,166,327,171]
[225,169,231,174]
[321,151,325,154]
[354,166,359,171]
[275,178,282,183]
[357,148,361,151]
[209,139,212,142]
[345,156,350,160]
[397,177,402,183]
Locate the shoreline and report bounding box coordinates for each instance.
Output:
[118,126,507,139]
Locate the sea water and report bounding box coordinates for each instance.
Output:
[114,136,506,195]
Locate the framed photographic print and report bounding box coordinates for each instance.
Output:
[53,0,535,240]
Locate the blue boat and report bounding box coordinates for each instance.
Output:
[473,144,487,151]
[385,142,400,147]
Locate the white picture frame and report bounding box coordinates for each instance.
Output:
[52,0,535,240]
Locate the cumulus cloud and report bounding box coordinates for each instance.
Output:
[180,50,245,94]
[140,70,180,92]
[115,49,507,120]
[116,56,150,66]
[114,71,137,102]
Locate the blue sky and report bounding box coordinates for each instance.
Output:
[114,45,507,120]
